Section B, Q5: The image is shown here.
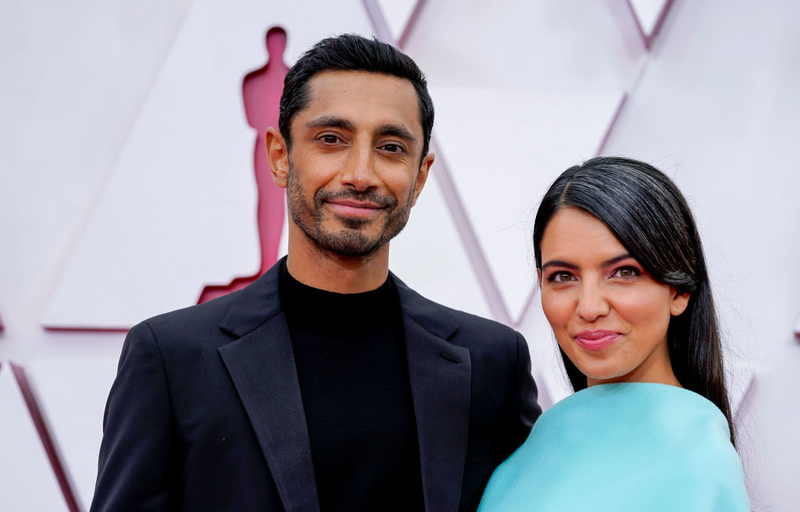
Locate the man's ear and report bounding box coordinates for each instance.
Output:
[266,127,289,189]
[410,153,434,207]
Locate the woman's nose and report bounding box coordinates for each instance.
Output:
[575,282,610,322]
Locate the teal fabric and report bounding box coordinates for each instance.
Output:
[478,383,749,511]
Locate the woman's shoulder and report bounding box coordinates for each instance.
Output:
[542,383,728,436]
[478,383,750,511]
[541,383,740,470]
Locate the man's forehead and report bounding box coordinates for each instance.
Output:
[297,70,422,132]
[306,69,414,93]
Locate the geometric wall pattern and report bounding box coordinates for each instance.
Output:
[2,1,799,510]
[0,361,74,511]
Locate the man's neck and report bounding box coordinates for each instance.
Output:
[286,233,390,294]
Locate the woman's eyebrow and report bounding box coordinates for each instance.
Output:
[541,259,578,272]
[600,254,633,269]
[541,254,633,272]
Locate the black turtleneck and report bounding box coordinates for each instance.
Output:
[279,263,424,511]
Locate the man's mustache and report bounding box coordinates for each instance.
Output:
[315,189,397,209]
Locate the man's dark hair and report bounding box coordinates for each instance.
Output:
[533,156,737,447]
[278,33,434,158]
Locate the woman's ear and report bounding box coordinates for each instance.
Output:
[670,288,691,316]
[266,127,289,188]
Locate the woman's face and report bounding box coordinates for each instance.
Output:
[538,207,689,387]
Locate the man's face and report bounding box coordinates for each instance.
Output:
[281,70,432,258]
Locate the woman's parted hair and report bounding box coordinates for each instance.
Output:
[532,156,735,445]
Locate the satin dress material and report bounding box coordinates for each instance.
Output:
[478,383,749,511]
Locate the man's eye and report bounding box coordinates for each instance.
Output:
[381,144,404,153]
[320,135,340,144]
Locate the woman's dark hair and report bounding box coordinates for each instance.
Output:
[532,156,736,445]
[278,33,434,159]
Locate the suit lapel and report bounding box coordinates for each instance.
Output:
[217,260,320,512]
[215,264,471,512]
[397,277,471,512]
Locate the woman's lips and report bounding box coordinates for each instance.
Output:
[573,330,621,351]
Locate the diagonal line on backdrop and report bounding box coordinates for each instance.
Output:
[429,140,514,325]
[623,0,676,50]
[362,0,428,51]
[10,362,81,512]
[595,94,629,157]
[398,0,430,49]
[361,0,395,44]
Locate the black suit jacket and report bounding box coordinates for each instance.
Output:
[91,259,541,512]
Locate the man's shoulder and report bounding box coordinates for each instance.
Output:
[392,275,520,341]
[143,289,238,331]
[431,298,517,336]
[131,282,267,354]
[142,265,282,337]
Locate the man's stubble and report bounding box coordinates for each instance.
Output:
[285,160,417,260]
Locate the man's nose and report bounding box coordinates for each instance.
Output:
[575,281,610,322]
[341,141,378,191]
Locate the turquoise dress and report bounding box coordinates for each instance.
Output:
[478,383,749,511]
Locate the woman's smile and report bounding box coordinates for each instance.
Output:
[572,330,622,351]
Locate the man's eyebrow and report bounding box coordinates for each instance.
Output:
[374,123,417,144]
[305,116,356,132]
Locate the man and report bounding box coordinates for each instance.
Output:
[91,34,540,512]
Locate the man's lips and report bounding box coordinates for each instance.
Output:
[326,199,384,218]
[573,330,621,351]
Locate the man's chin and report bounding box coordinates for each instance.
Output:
[334,215,372,230]
[312,228,384,259]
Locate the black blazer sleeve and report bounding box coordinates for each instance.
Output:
[90,322,179,512]
[459,329,542,512]
[504,332,541,459]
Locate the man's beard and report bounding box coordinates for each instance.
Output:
[286,164,416,258]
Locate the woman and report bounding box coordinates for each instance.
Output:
[478,157,749,511]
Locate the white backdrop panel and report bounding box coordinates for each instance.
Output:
[404,0,646,90]
[0,0,191,339]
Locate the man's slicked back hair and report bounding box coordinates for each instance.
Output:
[278,34,434,158]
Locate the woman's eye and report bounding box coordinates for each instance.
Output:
[549,272,575,283]
[613,266,640,278]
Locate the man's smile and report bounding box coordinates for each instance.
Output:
[325,198,385,218]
